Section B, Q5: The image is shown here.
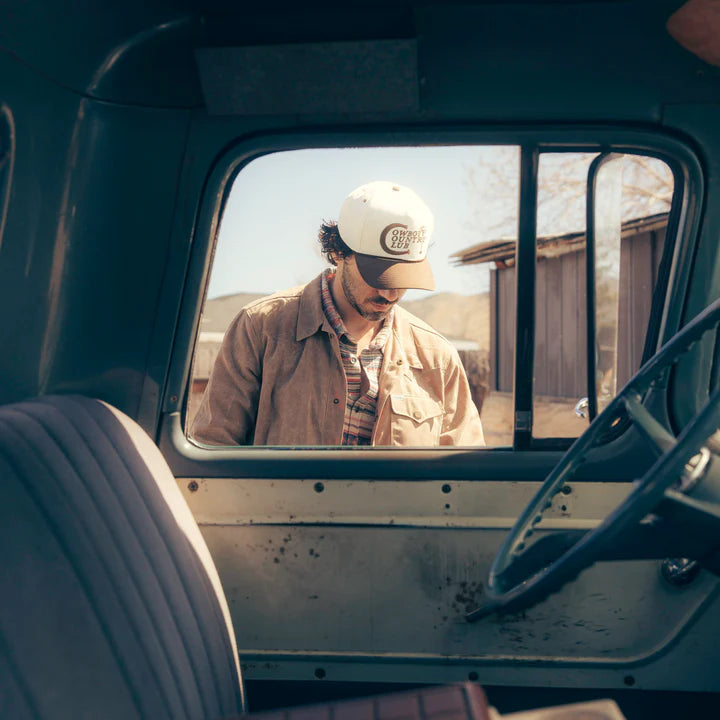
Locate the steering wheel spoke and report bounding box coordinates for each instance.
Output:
[622,392,676,455]
[468,297,720,622]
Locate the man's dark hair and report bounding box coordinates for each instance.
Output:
[318,220,353,266]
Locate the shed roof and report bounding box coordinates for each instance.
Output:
[450,212,669,268]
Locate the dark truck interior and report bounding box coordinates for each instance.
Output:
[1,1,720,718]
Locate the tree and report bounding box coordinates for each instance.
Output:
[463,150,673,243]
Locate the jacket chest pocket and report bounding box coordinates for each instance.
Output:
[389,394,444,446]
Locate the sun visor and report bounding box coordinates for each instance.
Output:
[195,40,419,115]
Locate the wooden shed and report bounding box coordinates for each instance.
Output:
[452,213,668,399]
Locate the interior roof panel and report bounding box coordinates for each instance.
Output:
[0,0,706,113]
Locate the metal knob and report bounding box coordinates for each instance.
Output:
[575,397,589,419]
[660,558,700,586]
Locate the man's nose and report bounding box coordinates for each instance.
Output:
[377,288,400,302]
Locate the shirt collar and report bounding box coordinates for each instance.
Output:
[320,269,350,340]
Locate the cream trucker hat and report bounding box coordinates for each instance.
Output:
[337,181,436,291]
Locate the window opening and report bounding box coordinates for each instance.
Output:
[532,152,673,439]
[183,143,675,450]
[187,146,519,447]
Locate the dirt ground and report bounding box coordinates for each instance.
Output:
[188,388,587,447]
[480,392,589,446]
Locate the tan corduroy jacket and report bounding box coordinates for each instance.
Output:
[191,274,484,447]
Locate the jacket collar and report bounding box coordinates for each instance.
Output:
[296,273,332,341]
[295,274,424,371]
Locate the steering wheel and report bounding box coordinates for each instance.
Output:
[467,297,720,622]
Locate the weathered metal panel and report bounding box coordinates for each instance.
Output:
[179,477,720,690]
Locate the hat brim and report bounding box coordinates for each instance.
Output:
[354,253,435,291]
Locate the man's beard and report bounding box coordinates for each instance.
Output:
[341,269,394,321]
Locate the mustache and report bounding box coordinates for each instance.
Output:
[369,296,395,306]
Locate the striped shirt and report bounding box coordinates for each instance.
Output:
[320,269,394,445]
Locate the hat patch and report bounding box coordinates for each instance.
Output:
[379,223,429,258]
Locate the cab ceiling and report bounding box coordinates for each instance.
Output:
[0,0,712,119]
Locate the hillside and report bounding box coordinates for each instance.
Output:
[199,292,265,333]
[202,290,490,350]
[401,292,489,349]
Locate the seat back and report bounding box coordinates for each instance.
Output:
[0,395,245,719]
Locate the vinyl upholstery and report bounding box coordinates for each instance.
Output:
[0,395,245,719]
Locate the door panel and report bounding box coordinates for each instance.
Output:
[179,478,720,689]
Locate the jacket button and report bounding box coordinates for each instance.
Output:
[333,398,340,404]
[413,410,422,420]
[397,359,404,365]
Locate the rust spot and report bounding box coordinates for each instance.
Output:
[452,580,485,614]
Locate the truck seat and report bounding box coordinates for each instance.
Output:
[0,395,245,719]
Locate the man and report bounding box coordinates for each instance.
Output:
[191,181,484,447]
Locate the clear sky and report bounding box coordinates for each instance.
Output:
[207,147,672,302]
[207,146,518,301]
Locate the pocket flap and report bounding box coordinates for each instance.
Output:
[390,394,443,422]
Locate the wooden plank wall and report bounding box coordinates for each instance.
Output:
[534,250,588,398]
[491,226,666,397]
[617,226,666,387]
[490,265,516,393]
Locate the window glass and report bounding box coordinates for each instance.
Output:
[187,146,519,447]
[532,153,674,438]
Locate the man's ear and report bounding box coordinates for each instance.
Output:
[333,252,350,269]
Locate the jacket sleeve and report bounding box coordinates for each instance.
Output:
[440,349,485,446]
[190,309,263,446]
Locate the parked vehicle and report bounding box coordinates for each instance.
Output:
[1,1,719,718]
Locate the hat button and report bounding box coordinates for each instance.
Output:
[392,186,400,191]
